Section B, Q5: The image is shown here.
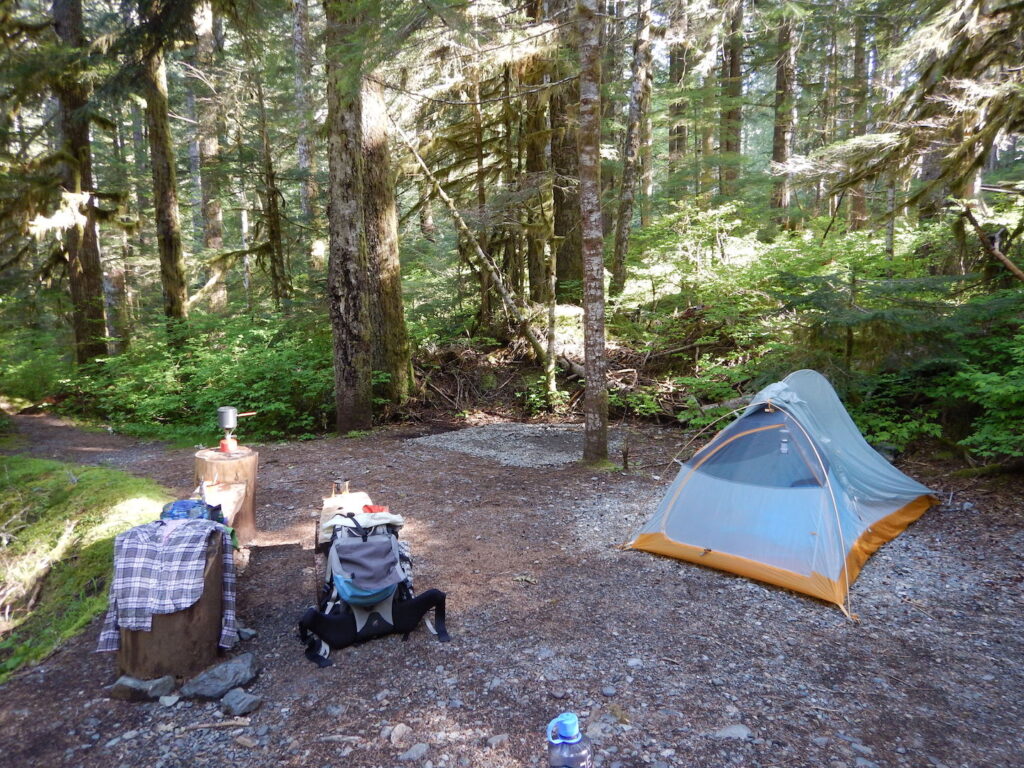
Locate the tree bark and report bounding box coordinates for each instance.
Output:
[194,1,226,309]
[53,0,107,364]
[252,68,290,309]
[847,18,869,230]
[325,0,373,432]
[609,0,652,296]
[770,16,796,226]
[719,0,743,197]
[523,11,554,305]
[578,0,609,463]
[361,76,410,406]
[292,0,317,222]
[699,72,716,201]
[141,42,188,324]
[668,37,691,196]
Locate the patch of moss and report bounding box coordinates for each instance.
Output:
[0,456,171,682]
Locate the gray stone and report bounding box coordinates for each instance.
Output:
[235,735,259,749]
[159,695,180,708]
[854,759,878,768]
[549,688,567,700]
[237,627,257,641]
[325,704,347,717]
[487,734,509,748]
[109,675,176,702]
[391,723,413,747]
[711,724,751,740]
[851,743,873,756]
[812,736,830,747]
[601,686,617,697]
[181,653,259,700]
[626,658,643,668]
[399,743,429,761]
[220,687,262,716]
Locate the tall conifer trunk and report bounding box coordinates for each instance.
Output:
[140,38,188,324]
[362,77,410,405]
[719,0,743,197]
[770,16,796,226]
[252,69,290,308]
[609,0,652,296]
[194,1,226,309]
[550,10,582,298]
[524,0,553,304]
[325,0,372,432]
[578,0,608,462]
[293,0,317,223]
[53,0,106,363]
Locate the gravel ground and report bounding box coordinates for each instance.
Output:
[0,412,1021,768]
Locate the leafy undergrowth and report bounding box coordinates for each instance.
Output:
[0,456,170,682]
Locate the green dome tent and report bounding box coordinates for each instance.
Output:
[626,370,938,615]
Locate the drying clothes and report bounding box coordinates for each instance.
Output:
[96,519,236,652]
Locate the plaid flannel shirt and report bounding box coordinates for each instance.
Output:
[96,519,236,652]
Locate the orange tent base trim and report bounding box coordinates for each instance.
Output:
[626,494,938,613]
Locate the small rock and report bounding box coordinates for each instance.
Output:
[601,686,617,697]
[487,734,509,748]
[813,736,830,747]
[109,675,176,702]
[181,653,259,700]
[626,658,643,668]
[711,724,751,740]
[235,735,259,749]
[237,627,257,641]
[220,688,262,716]
[159,695,180,708]
[549,688,567,700]
[399,743,429,761]
[851,743,873,756]
[326,704,347,717]
[391,723,413,747]
[855,759,878,768]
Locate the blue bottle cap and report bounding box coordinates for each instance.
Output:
[547,712,582,744]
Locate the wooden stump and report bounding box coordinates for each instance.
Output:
[194,447,258,544]
[118,532,223,680]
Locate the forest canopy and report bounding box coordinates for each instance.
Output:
[0,0,1022,462]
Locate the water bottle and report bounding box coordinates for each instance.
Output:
[547,712,593,768]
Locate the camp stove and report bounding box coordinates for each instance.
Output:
[217,406,255,452]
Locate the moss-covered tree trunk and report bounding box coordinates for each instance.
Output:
[362,76,410,406]
[325,0,372,432]
[141,45,188,325]
[53,0,107,364]
[579,0,608,463]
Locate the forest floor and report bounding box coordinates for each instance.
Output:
[0,410,1021,768]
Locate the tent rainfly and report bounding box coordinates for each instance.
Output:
[625,370,938,615]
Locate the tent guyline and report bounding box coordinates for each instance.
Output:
[626,370,938,616]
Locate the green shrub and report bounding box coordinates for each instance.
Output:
[68,312,335,443]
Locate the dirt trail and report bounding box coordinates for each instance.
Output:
[0,412,1021,768]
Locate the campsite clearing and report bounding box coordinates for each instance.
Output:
[0,411,1021,768]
